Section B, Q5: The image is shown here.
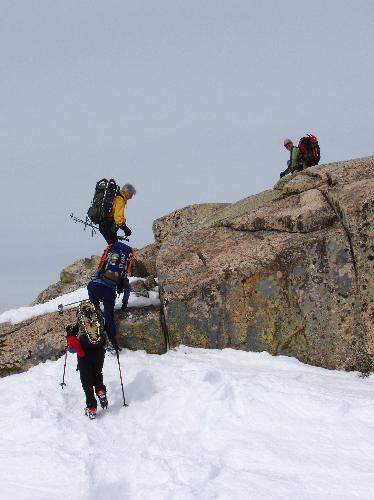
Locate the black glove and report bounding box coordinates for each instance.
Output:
[120,224,132,237]
[66,323,78,338]
[279,171,286,179]
[65,325,73,337]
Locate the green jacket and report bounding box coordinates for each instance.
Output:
[285,146,304,175]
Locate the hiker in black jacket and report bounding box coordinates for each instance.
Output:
[66,305,109,420]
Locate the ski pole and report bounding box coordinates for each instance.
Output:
[60,344,68,388]
[70,213,99,236]
[69,213,129,241]
[116,350,128,407]
[58,301,82,315]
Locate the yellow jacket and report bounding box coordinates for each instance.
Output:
[110,192,128,226]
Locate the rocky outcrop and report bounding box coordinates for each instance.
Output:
[131,243,159,278]
[32,256,100,305]
[0,304,166,376]
[2,156,373,377]
[116,307,167,354]
[0,310,74,376]
[153,203,230,244]
[32,245,160,305]
[156,156,374,371]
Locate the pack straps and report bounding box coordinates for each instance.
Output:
[98,243,113,273]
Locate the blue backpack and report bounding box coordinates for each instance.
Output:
[97,241,135,288]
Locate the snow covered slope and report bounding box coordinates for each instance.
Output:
[1,347,374,500]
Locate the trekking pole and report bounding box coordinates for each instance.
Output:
[58,301,82,315]
[60,344,68,388]
[116,350,128,407]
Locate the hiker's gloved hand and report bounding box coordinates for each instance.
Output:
[279,171,286,179]
[66,323,79,337]
[120,224,132,237]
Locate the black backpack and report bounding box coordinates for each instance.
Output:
[298,134,320,167]
[87,178,120,225]
[76,300,106,350]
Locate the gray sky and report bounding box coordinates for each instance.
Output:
[1,0,373,312]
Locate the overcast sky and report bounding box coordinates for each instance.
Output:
[1,0,373,312]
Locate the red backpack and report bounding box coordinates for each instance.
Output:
[298,134,320,167]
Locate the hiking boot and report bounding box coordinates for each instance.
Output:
[85,407,97,420]
[97,390,108,409]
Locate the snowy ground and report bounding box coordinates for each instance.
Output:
[1,346,374,500]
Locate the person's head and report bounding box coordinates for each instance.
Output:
[121,184,136,200]
[283,139,293,151]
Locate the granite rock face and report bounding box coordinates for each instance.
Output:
[156,156,374,371]
[116,306,167,354]
[153,203,230,244]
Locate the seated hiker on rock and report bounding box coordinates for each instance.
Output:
[280,139,304,178]
[99,183,136,244]
[65,301,109,420]
[87,240,135,355]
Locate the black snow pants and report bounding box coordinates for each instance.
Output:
[77,348,106,409]
[99,219,118,245]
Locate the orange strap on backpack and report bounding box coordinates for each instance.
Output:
[98,243,113,273]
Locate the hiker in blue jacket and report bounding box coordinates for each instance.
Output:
[87,241,134,350]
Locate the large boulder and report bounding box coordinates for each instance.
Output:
[156,156,374,371]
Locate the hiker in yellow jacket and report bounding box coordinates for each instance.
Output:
[99,183,136,244]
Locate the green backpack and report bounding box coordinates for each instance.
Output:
[87,178,119,225]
